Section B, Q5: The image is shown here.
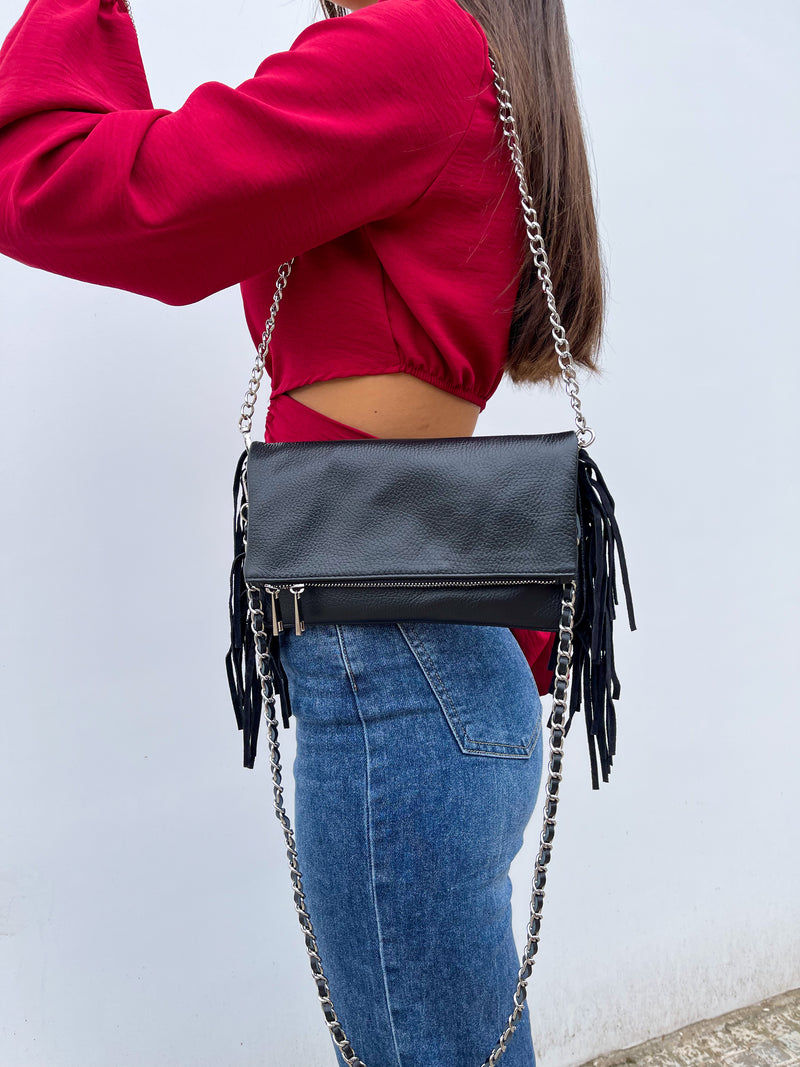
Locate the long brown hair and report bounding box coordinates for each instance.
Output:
[318,0,606,390]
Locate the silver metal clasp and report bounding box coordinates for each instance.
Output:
[264,585,284,637]
[289,584,306,636]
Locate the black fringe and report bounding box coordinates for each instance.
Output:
[224,450,292,770]
[547,447,637,789]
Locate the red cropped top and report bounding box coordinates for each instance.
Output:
[0,0,556,692]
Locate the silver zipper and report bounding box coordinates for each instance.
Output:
[264,585,284,636]
[289,584,306,636]
[255,577,561,638]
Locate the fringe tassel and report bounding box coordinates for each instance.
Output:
[547,447,637,790]
[225,450,292,770]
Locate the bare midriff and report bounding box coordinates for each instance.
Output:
[286,372,481,439]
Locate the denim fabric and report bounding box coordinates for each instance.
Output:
[277,619,544,1067]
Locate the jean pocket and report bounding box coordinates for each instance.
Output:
[396,621,543,759]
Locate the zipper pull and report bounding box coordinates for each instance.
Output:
[289,583,306,636]
[264,584,284,637]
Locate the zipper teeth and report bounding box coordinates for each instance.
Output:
[258,578,563,638]
[266,578,558,589]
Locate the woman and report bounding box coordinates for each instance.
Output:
[0,0,604,1062]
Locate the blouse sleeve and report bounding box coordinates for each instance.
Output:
[0,0,485,305]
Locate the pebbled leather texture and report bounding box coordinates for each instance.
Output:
[243,431,579,632]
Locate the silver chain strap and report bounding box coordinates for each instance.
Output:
[490,54,595,449]
[236,50,595,449]
[119,0,137,36]
[238,261,294,447]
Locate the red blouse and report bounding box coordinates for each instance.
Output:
[0,0,555,692]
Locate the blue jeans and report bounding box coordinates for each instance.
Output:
[277,619,544,1067]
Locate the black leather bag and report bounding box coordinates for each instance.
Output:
[243,431,578,631]
[227,429,634,784]
[223,48,636,1067]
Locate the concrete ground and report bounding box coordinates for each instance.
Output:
[579,988,800,1067]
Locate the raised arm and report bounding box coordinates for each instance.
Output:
[0,0,485,305]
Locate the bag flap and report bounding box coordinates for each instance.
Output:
[243,432,578,583]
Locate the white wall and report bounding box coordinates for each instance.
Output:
[0,0,797,1065]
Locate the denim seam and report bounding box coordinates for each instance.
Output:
[334,625,404,1067]
[397,622,541,756]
